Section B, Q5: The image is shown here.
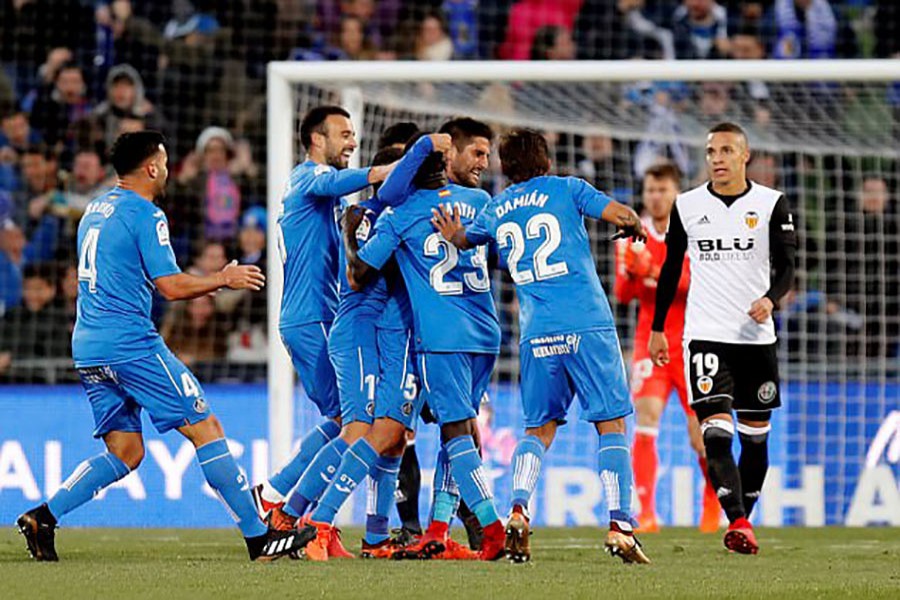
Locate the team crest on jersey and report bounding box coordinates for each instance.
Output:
[757,381,777,403]
[744,211,760,230]
[697,376,714,395]
[193,397,208,413]
[156,220,170,245]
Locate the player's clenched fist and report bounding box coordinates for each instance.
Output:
[220,260,266,291]
[428,133,453,154]
[748,296,774,323]
[648,330,669,367]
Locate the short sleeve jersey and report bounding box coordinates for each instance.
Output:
[358,184,500,354]
[466,175,615,342]
[72,188,181,367]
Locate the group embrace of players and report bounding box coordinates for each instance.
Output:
[17,103,795,565]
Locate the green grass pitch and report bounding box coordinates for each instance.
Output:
[1,527,898,599]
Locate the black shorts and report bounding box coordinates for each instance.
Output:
[685,340,781,421]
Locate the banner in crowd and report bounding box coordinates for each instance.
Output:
[0,383,897,528]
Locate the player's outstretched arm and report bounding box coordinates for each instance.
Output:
[379,134,451,207]
[155,261,265,301]
[650,204,688,366]
[431,204,474,250]
[601,201,646,242]
[342,205,379,291]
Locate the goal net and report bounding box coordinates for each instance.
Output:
[268,61,900,528]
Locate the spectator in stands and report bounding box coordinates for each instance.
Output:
[747,150,778,189]
[530,26,576,60]
[575,0,675,60]
[0,192,24,314]
[416,11,454,60]
[60,149,112,214]
[672,0,730,59]
[728,23,773,127]
[1,110,43,193]
[161,294,229,367]
[84,65,169,156]
[444,0,479,59]
[771,0,836,59]
[94,1,164,95]
[163,0,220,41]
[335,16,378,60]
[226,206,268,363]
[317,0,399,54]
[27,62,93,147]
[170,127,253,257]
[825,176,900,358]
[0,261,70,378]
[497,0,582,61]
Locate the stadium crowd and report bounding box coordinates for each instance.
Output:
[0,0,898,382]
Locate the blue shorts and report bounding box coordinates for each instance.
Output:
[281,323,340,419]
[373,328,423,430]
[329,342,379,425]
[520,329,632,428]
[78,348,210,438]
[419,352,494,425]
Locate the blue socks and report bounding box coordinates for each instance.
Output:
[197,439,267,538]
[47,453,131,520]
[269,420,340,497]
[510,434,545,512]
[365,455,401,545]
[598,432,635,529]
[311,438,378,525]
[430,447,459,524]
[284,437,349,518]
[445,435,499,527]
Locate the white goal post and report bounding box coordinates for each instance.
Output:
[266,59,900,471]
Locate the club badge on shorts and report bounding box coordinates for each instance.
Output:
[757,381,777,403]
[697,376,714,395]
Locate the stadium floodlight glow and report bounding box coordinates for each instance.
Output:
[266,59,900,485]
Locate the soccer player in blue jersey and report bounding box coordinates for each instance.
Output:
[432,128,652,564]
[16,131,305,562]
[302,133,509,561]
[251,106,396,524]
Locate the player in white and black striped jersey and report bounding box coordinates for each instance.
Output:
[649,122,796,555]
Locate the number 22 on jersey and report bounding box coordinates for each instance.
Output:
[497,213,569,285]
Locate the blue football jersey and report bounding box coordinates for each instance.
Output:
[277,160,371,329]
[329,197,390,351]
[72,188,181,367]
[466,176,615,341]
[359,184,500,354]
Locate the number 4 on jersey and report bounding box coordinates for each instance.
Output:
[78,228,101,292]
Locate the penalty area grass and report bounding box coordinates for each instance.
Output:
[1,526,898,599]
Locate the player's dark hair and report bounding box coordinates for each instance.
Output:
[708,122,748,143]
[439,117,494,150]
[22,261,56,286]
[300,105,351,150]
[109,130,166,176]
[499,128,551,183]
[371,146,403,168]
[370,146,403,193]
[404,133,447,189]
[644,162,682,186]
[377,122,420,150]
